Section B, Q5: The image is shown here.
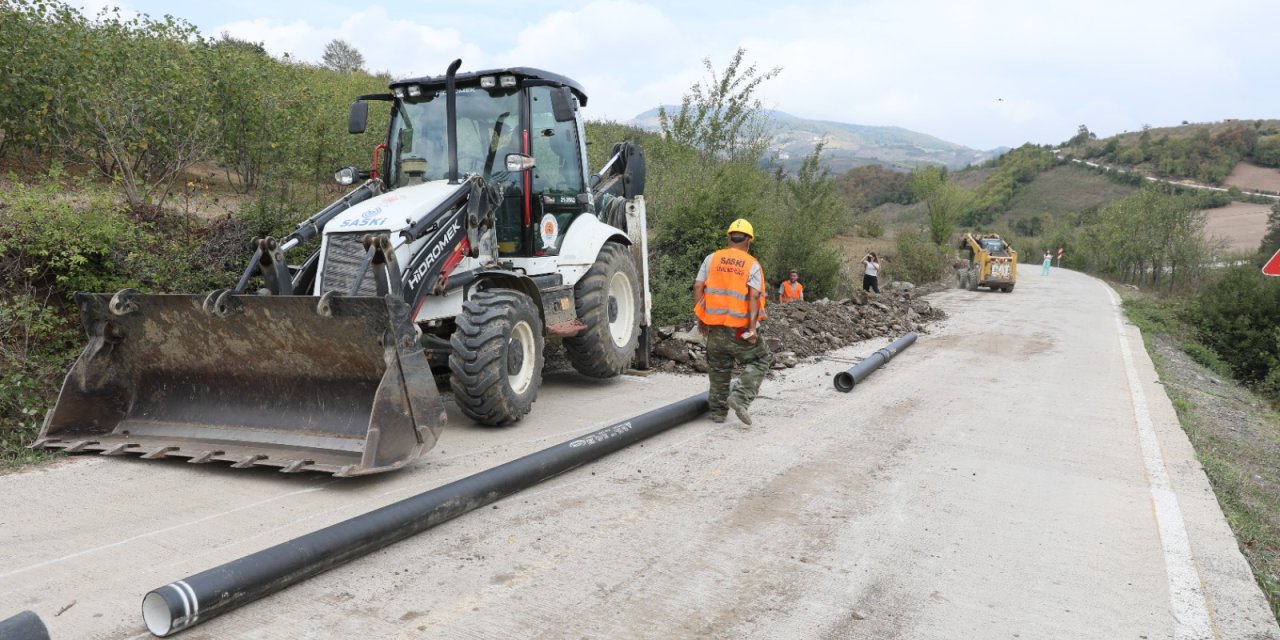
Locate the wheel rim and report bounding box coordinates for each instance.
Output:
[606,270,635,348]
[507,319,536,395]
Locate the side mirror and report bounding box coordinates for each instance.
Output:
[348,101,369,134]
[550,87,576,123]
[505,153,536,173]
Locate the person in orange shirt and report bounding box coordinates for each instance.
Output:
[693,219,773,426]
[778,269,804,303]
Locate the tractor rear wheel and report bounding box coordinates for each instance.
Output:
[565,242,641,378]
[449,289,544,426]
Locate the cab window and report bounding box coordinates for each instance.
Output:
[529,86,583,195]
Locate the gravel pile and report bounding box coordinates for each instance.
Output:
[647,281,947,374]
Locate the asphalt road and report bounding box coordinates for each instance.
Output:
[2,267,1277,639]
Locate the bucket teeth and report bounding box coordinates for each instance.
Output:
[103,443,139,456]
[141,447,179,459]
[231,454,268,469]
[65,440,98,453]
[188,451,223,464]
[281,460,316,473]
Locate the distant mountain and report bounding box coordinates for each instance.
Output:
[628,107,1007,173]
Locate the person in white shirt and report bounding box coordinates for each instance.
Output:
[862,252,881,293]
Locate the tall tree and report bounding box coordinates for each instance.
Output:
[321,39,364,73]
[658,48,780,163]
[769,143,844,297]
[911,166,973,245]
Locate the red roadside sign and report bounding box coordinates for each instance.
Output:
[1265,247,1280,276]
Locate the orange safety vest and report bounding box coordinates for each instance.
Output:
[780,280,803,303]
[695,248,766,327]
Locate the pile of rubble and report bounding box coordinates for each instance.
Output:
[648,282,946,374]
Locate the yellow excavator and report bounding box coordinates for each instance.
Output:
[956,232,1016,292]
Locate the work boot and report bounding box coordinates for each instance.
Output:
[709,413,726,424]
[728,396,752,426]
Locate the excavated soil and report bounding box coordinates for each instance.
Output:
[639,281,948,374]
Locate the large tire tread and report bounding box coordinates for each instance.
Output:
[449,289,543,426]
[564,243,641,378]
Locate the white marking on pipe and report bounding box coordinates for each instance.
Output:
[1107,285,1216,639]
[168,583,191,629]
[177,580,200,626]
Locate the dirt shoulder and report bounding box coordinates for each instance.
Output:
[1139,325,1280,622]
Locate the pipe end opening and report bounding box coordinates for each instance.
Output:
[834,372,854,392]
[142,591,174,637]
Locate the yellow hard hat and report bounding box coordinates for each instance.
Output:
[726,218,754,238]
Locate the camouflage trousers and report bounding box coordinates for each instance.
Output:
[706,325,773,418]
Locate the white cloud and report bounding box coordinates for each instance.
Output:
[68,0,1280,150]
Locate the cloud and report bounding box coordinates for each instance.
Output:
[71,0,1280,150]
[212,7,485,76]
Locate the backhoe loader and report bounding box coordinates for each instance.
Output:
[956,232,1017,292]
[32,60,651,476]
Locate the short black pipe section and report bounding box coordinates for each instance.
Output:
[834,332,918,392]
[142,391,710,637]
[0,610,49,640]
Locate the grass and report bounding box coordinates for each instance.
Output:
[1004,163,1139,221]
[1122,291,1280,622]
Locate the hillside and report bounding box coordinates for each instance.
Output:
[628,107,1005,172]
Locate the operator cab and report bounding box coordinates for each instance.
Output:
[366,68,591,258]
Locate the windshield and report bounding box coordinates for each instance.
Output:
[387,86,521,188]
[981,238,1008,256]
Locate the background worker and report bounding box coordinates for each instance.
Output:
[862,252,881,293]
[779,269,804,303]
[1042,250,1052,276]
[694,219,773,426]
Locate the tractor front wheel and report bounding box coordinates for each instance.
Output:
[449,289,544,426]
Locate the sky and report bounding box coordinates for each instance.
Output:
[74,0,1277,151]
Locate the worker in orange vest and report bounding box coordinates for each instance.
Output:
[779,269,804,303]
[694,218,773,426]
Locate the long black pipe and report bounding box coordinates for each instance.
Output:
[833,332,918,392]
[0,610,49,640]
[142,391,709,636]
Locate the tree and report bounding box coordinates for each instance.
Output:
[768,143,844,297]
[911,166,973,245]
[321,39,364,73]
[1065,124,1096,147]
[1260,202,1280,258]
[658,48,779,163]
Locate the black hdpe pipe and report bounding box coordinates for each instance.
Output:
[141,391,710,637]
[0,610,49,640]
[833,332,918,392]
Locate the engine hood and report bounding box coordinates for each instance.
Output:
[328,181,470,234]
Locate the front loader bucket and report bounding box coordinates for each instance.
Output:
[32,291,446,477]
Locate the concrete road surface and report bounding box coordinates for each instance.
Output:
[2,268,1277,639]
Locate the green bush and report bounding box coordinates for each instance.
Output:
[1181,342,1235,379]
[890,227,951,285]
[1185,266,1280,385]
[0,172,242,465]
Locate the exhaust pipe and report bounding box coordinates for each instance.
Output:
[445,58,462,185]
[833,332,918,392]
[0,610,49,640]
[142,391,710,636]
